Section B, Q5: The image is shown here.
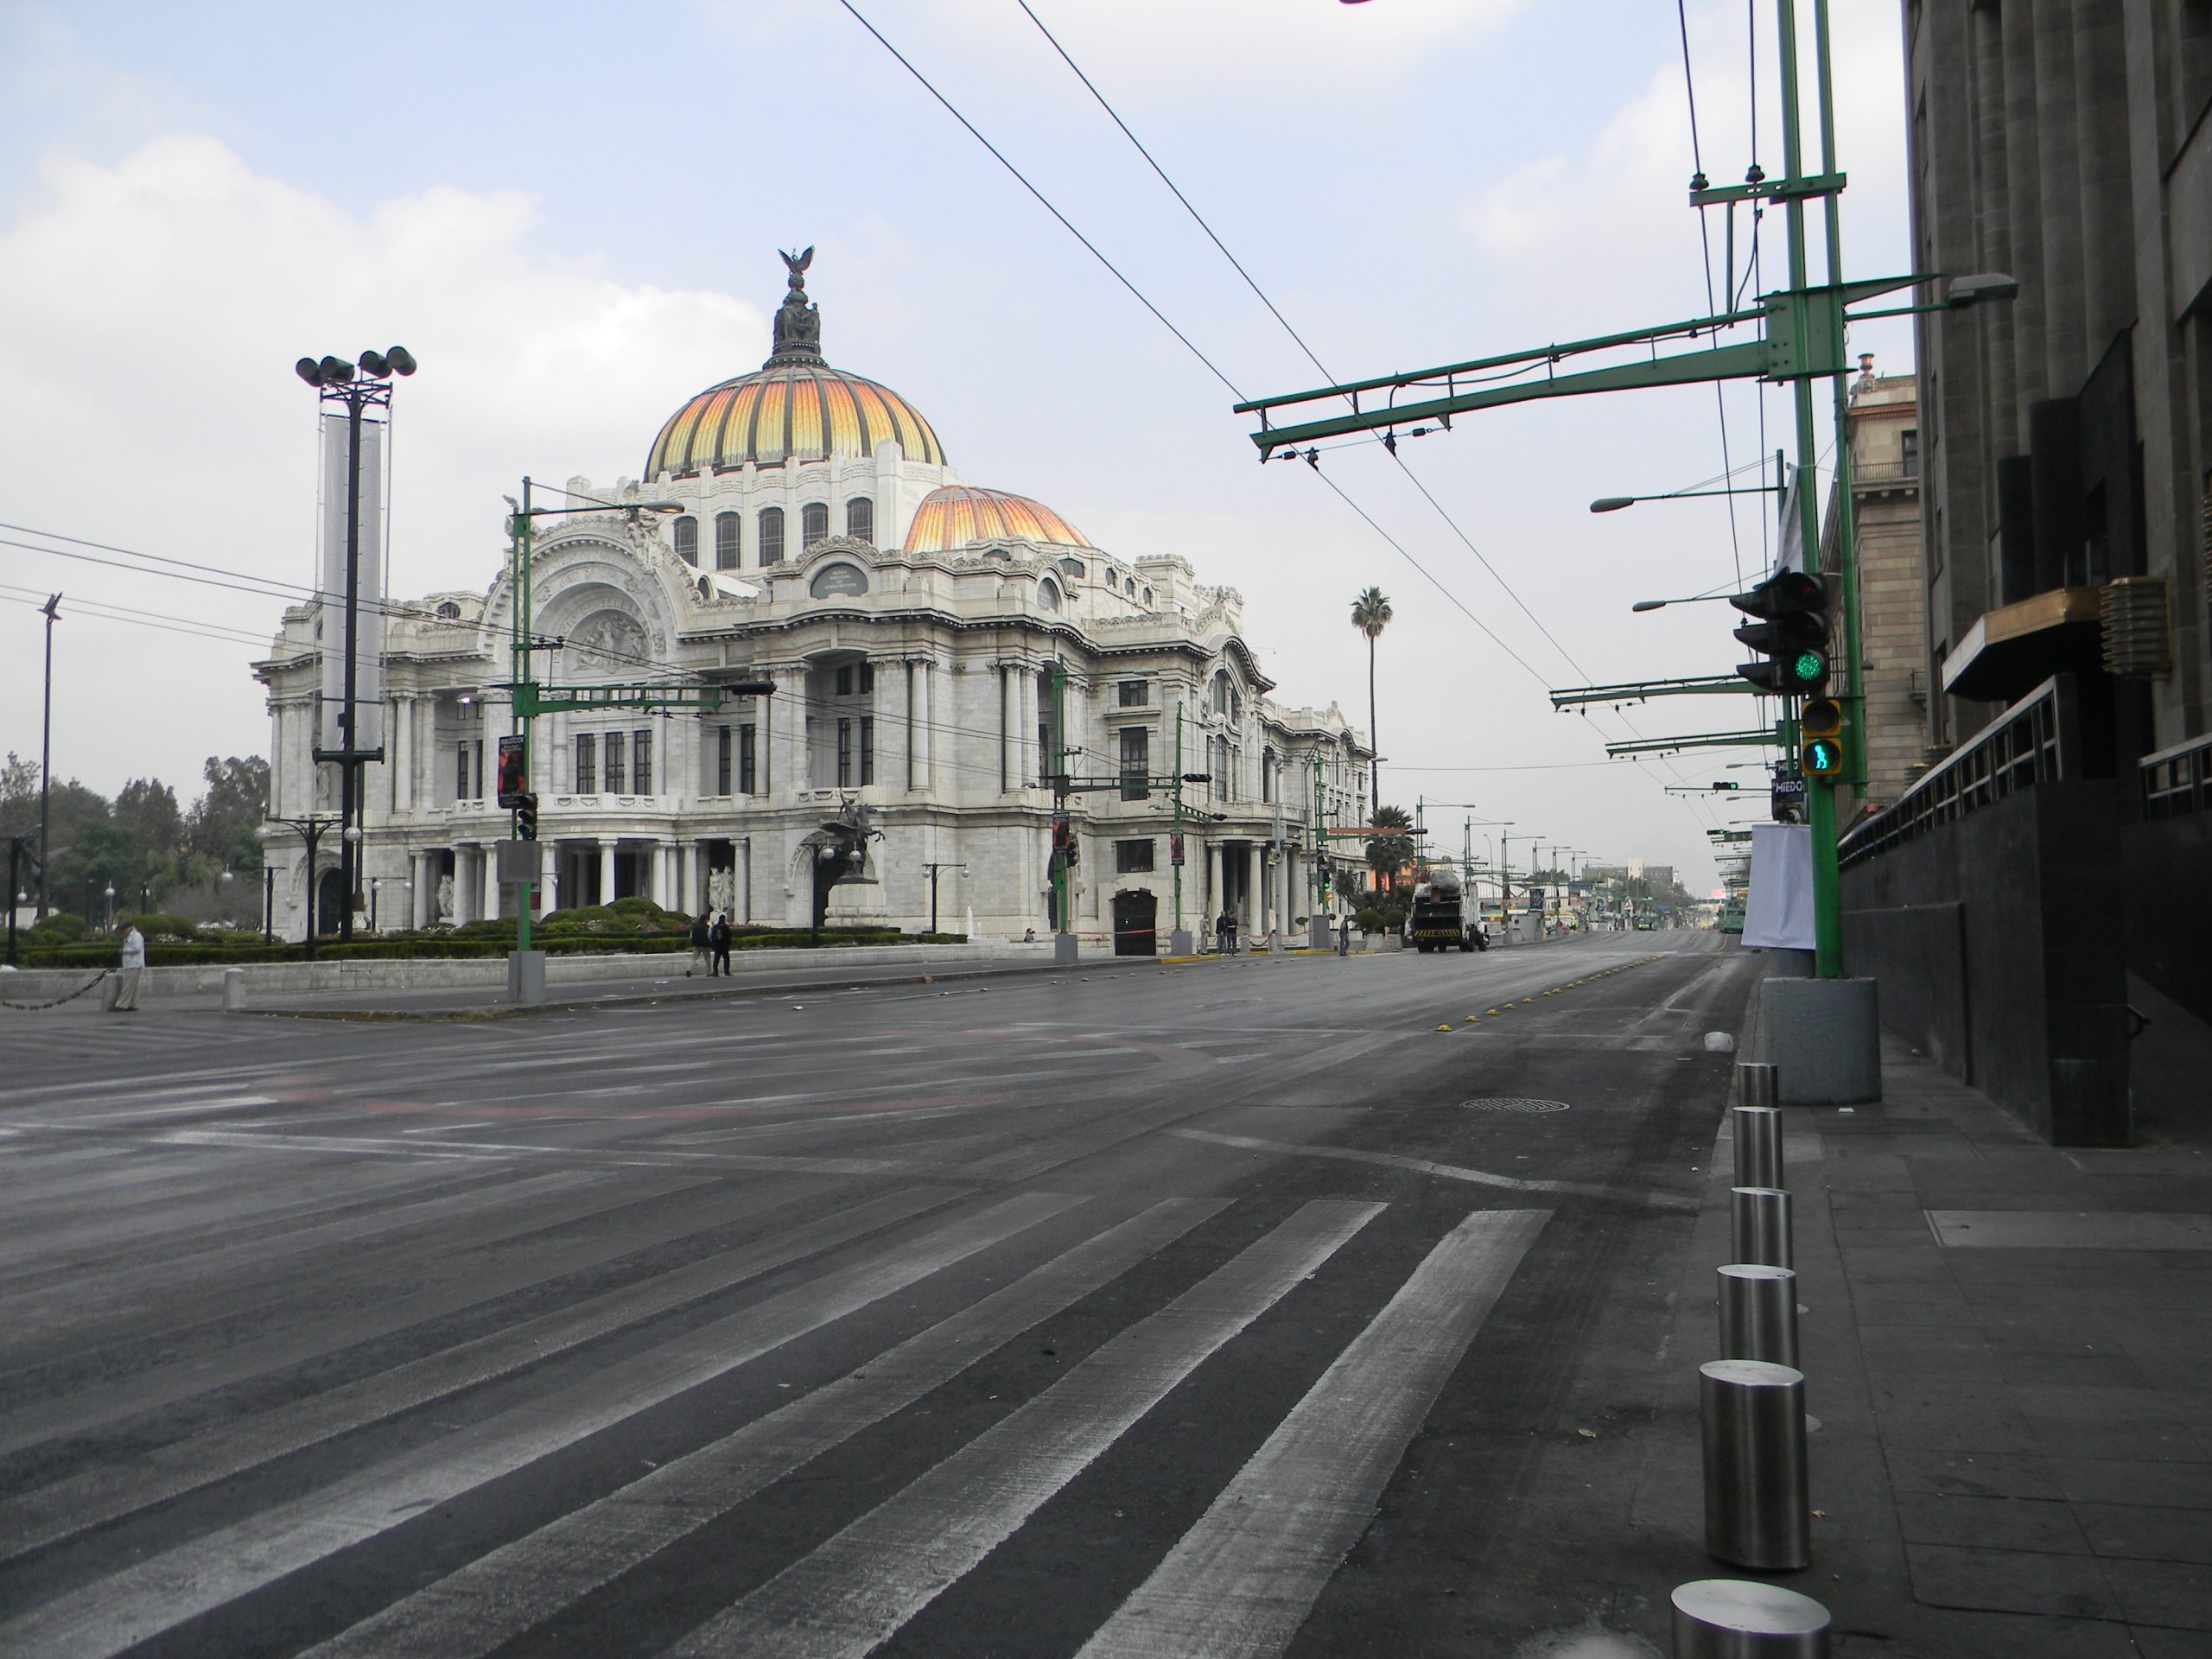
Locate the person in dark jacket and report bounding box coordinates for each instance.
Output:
[709,913,733,976]
[687,914,710,976]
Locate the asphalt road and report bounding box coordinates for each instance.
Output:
[0,931,1758,1657]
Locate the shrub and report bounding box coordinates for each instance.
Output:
[120,912,200,940]
[26,912,86,944]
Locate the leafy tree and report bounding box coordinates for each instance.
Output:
[1349,588,1391,811]
[188,756,270,877]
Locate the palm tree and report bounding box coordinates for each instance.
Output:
[1364,804,1415,895]
[1350,587,1392,811]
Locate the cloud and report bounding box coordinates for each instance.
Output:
[0,134,766,791]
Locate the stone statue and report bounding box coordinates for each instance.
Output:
[708,868,735,917]
[435,874,454,921]
[766,246,823,366]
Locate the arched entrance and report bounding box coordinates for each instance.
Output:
[1112,888,1158,956]
[314,868,348,938]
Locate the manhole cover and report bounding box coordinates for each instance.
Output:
[1463,1097,1571,1114]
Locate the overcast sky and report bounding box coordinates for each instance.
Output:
[0,0,1914,891]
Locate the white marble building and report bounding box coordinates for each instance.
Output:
[257,256,1372,951]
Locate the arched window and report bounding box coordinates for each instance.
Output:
[1211,670,1232,715]
[759,506,785,565]
[1059,556,1085,579]
[715,512,741,570]
[845,496,874,543]
[672,517,698,566]
[435,601,461,620]
[1038,578,1061,612]
[801,501,829,547]
[1141,586,1153,605]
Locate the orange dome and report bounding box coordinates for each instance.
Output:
[646,364,944,476]
[903,485,1092,554]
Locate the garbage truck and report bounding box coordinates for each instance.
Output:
[1408,866,1485,953]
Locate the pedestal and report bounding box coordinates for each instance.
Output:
[506,949,546,1006]
[1053,931,1078,965]
[1168,929,1193,957]
[1758,977,1881,1103]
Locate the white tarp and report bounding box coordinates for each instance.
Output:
[316,410,386,755]
[1741,822,1815,949]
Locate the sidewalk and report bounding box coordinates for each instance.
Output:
[1650,1007,2211,1652]
[1,951,1084,1021]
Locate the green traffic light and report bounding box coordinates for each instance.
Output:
[1802,736,1845,779]
[1790,649,1826,683]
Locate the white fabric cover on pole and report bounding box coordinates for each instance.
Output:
[1742,823,1816,950]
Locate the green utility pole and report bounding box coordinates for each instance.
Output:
[1173,706,1188,936]
[1050,659,1070,938]
[508,479,537,960]
[1234,0,1936,982]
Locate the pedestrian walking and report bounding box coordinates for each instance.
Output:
[686,913,710,977]
[1213,909,1229,955]
[1337,912,1351,956]
[112,922,145,1012]
[709,912,733,976]
[1224,908,1240,956]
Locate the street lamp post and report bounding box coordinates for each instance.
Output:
[296,347,416,946]
[36,593,59,919]
[259,814,340,959]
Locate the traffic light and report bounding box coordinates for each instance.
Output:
[516,792,539,840]
[1731,570,1833,695]
[1710,780,1740,791]
[1800,697,1846,780]
[1051,817,1077,867]
[495,735,527,808]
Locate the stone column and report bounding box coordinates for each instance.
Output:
[483,850,501,922]
[599,841,618,907]
[904,659,920,792]
[999,664,1015,792]
[1246,843,1263,935]
[917,658,934,791]
[685,842,703,913]
[452,847,475,925]
[540,842,557,915]
[1018,666,1039,791]
[1206,842,1223,932]
[410,850,429,928]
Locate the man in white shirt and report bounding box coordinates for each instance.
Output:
[113,924,145,1012]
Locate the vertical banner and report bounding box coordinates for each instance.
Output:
[316,411,387,754]
[1742,823,1816,949]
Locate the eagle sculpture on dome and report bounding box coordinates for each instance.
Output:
[767,246,823,366]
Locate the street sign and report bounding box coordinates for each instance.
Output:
[1771,776,1807,822]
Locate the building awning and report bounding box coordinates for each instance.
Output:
[1941,587,2104,703]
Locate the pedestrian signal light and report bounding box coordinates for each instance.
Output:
[516,792,539,840]
[495,735,527,808]
[1730,569,1833,695]
[1800,696,1846,780]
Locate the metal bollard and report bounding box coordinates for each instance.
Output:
[1718,1263,1799,1367]
[1738,1060,1779,1111]
[1732,1104,1783,1189]
[1700,1359,1811,1569]
[1671,1580,1830,1656]
[222,969,246,1013]
[1731,1185,1794,1270]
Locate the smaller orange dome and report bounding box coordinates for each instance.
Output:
[904,486,1091,554]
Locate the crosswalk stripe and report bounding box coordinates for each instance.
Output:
[664,1198,1385,1659]
[0,1182,963,1561]
[302,1196,1227,1659]
[0,1188,1084,1659]
[1076,1207,1551,1658]
[0,1168,607,1351]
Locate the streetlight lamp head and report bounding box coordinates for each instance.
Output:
[358,349,391,378]
[1945,272,2018,308]
[1630,599,1668,613]
[343,825,362,844]
[295,356,324,386]
[317,354,354,385]
[385,346,417,376]
[1590,496,1637,513]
